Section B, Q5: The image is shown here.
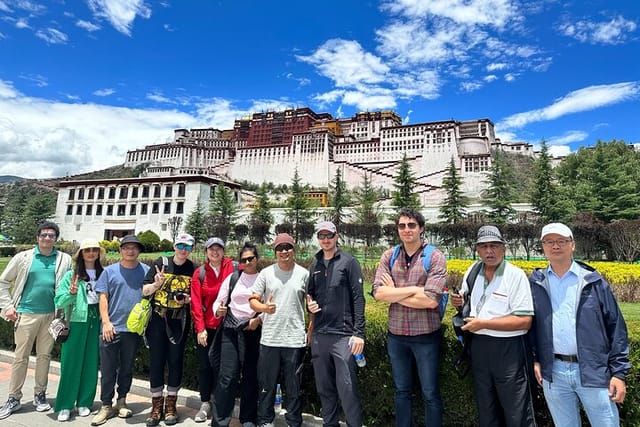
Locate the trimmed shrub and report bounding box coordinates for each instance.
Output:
[0,247,16,257]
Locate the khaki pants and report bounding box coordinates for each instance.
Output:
[10,312,55,400]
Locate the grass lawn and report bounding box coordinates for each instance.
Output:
[619,303,640,321]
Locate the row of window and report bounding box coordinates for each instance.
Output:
[68,184,186,201]
[65,201,184,216]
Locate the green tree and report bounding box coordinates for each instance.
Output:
[248,184,274,245]
[328,168,351,227]
[138,230,160,252]
[482,150,517,224]
[209,183,238,241]
[439,158,468,224]
[3,183,56,243]
[391,153,421,210]
[350,173,383,247]
[530,140,573,223]
[184,197,209,244]
[285,169,315,241]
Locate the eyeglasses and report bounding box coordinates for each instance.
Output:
[39,233,57,239]
[275,244,294,252]
[240,255,257,263]
[175,243,193,251]
[317,232,336,240]
[397,222,419,230]
[541,239,572,247]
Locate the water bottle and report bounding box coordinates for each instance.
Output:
[354,352,367,368]
[274,383,282,414]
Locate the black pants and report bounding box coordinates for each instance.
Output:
[212,327,261,426]
[196,327,218,402]
[470,334,536,427]
[145,311,188,392]
[99,331,141,405]
[256,345,305,427]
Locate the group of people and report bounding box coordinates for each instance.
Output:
[0,210,631,427]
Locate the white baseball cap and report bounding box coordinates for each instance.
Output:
[541,223,573,239]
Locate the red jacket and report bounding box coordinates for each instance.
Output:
[190,257,235,333]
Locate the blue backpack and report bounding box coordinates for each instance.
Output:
[388,244,448,319]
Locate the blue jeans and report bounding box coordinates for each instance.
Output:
[543,359,619,427]
[387,331,443,427]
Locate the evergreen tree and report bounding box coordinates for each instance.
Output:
[391,153,421,210]
[285,169,314,241]
[482,150,517,224]
[328,168,350,227]
[351,173,383,247]
[209,183,238,241]
[184,197,209,244]
[248,184,274,245]
[439,157,468,224]
[530,140,573,223]
[3,183,56,243]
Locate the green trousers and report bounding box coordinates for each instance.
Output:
[54,304,100,412]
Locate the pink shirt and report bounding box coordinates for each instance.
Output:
[213,272,258,321]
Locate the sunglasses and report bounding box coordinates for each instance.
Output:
[397,222,419,230]
[275,244,294,252]
[175,243,193,251]
[240,255,257,263]
[317,232,336,240]
[39,233,57,239]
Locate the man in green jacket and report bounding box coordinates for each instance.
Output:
[0,222,73,419]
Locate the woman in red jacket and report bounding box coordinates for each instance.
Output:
[190,237,236,423]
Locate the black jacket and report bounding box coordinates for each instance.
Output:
[307,249,365,339]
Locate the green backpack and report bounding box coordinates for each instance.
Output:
[127,298,152,335]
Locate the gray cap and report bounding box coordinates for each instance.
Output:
[120,234,143,250]
[475,225,506,245]
[205,237,225,249]
[315,220,337,234]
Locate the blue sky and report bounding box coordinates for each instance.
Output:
[0,0,638,178]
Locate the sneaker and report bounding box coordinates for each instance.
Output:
[78,406,92,417]
[0,397,21,419]
[33,392,51,412]
[91,405,116,426]
[194,402,210,423]
[115,397,132,418]
[58,409,71,422]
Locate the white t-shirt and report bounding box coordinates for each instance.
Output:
[251,263,308,348]
[461,261,534,338]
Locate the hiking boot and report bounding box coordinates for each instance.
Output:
[145,396,164,427]
[194,401,210,422]
[115,397,132,418]
[0,397,21,419]
[164,395,178,425]
[91,405,116,426]
[78,406,92,417]
[33,392,51,412]
[57,409,71,421]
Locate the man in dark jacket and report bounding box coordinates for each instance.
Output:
[307,221,365,427]
[529,223,630,427]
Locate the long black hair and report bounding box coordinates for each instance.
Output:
[75,249,105,282]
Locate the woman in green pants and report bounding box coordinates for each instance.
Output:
[53,239,105,422]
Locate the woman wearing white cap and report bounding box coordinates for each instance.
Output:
[53,239,105,421]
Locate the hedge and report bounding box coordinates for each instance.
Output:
[1,256,638,426]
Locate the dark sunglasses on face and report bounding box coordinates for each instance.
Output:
[39,233,57,239]
[317,232,336,240]
[397,222,419,230]
[175,243,193,251]
[240,255,257,263]
[275,244,294,252]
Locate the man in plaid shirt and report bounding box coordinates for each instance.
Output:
[372,208,447,427]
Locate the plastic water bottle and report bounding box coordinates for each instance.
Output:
[354,352,367,368]
[274,383,282,414]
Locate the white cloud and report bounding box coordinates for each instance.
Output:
[163,23,174,32]
[548,145,571,157]
[19,73,48,87]
[35,28,68,44]
[559,16,637,45]
[146,91,172,103]
[498,82,640,130]
[0,80,19,99]
[88,0,152,36]
[15,18,30,29]
[546,130,589,146]
[460,81,483,92]
[14,0,45,13]
[93,88,115,96]
[0,1,11,12]
[484,75,498,82]
[504,73,517,82]
[76,19,101,32]
[486,62,507,71]
[0,31,5,39]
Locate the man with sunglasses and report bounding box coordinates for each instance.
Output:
[372,208,446,427]
[249,233,309,427]
[141,233,196,426]
[306,221,365,427]
[0,222,72,420]
[450,225,535,427]
[529,223,629,427]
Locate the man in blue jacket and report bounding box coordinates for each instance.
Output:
[529,223,630,427]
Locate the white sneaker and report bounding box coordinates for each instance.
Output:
[78,407,91,417]
[58,409,71,422]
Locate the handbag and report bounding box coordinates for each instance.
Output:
[49,305,72,344]
[127,298,152,335]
